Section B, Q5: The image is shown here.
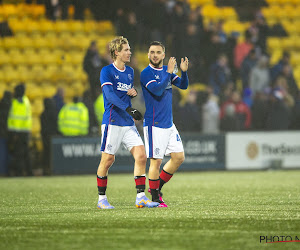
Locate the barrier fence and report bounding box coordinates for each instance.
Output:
[51,131,300,174]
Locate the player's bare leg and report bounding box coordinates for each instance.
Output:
[131,146,159,208]
[97,153,115,209]
[131,145,147,176]
[149,152,185,207]
[162,152,185,175]
[159,152,185,190]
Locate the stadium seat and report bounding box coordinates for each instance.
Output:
[2,4,18,19]
[0,52,11,65]
[32,98,44,115]
[18,37,34,50]
[2,37,18,49]
[39,20,55,35]
[31,116,41,136]
[69,21,84,34]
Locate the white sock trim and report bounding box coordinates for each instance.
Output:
[137,192,145,198]
[98,195,107,201]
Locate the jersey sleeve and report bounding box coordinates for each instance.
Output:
[171,71,189,90]
[140,69,172,96]
[100,67,129,111]
[100,67,113,88]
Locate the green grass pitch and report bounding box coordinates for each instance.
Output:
[1,170,300,250]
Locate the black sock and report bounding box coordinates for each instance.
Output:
[159,178,166,191]
[150,189,160,202]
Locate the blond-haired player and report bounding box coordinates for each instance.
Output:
[96,36,159,209]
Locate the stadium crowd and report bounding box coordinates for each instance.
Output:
[1,0,300,176]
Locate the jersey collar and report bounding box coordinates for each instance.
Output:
[149,64,163,71]
[113,62,126,72]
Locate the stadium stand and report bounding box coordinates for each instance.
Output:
[0,2,115,143]
[1,0,300,163]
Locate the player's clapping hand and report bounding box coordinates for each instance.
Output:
[126,107,143,121]
[180,57,189,72]
[127,88,138,98]
[167,57,177,74]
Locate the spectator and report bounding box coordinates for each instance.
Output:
[83,41,109,101]
[82,89,99,135]
[0,91,12,138]
[45,0,60,21]
[249,55,270,95]
[270,51,291,81]
[266,89,291,130]
[7,84,32,176]
[58,96,89,136]
[0,91,12,175]
[184,23,202,84]
[234,30,253,70]
[148,0,168,43]
[170,1,188,59]
[254,15,269,54]
[40,98,57,175]
[216,20,227,44]
[202,88,220,134]
[273,76,295,108]
[220,103,240,132]
[60,0,70,20]
[94,92,104,132]
[73,0,88,20]
[242,87,253,108]
[203,32,225,80]
[52,87,65,113]
[251,91,270,130]
[290,91,300,129]
[220,90,251,130]
[280,63,299,101]
[180,90,201,132]
[209,54,232,95]
[240,49,257,89]
[224,31,240,83]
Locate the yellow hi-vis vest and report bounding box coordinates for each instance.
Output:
[7,96,32,132]
[94,94,105,125]
[58,102,89,136]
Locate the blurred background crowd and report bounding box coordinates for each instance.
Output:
[1,0,300,176]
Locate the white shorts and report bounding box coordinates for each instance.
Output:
[101,124,144,155]
[143,124,184,159]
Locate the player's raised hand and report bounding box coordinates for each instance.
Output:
[127,88,138,98]
[126,107,143,120]
[180,57,189,72]
[167,57,177,74]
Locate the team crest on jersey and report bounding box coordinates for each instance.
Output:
[155,75,160,80]
[128,74,133,80]
[114,75,119,79]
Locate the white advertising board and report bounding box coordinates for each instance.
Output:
[226,132,300,170]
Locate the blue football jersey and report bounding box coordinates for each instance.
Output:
[100,63,134,126]
[140,64,188,128]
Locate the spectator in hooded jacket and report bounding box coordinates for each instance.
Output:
[40,98,58,175]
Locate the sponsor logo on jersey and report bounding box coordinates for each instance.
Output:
[117,82,132,91]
